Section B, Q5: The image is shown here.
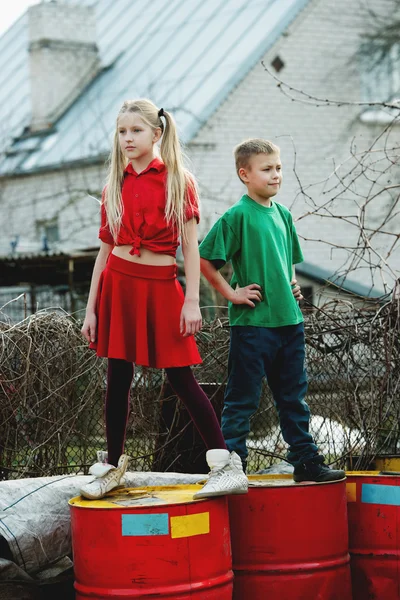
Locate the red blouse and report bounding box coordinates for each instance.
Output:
[98,157,200,257]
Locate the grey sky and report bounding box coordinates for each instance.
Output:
[0,0,40,38]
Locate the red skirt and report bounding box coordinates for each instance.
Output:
[89,254,202,368]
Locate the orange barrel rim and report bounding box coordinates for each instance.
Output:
[229,474,352,600]
[69,485,233,599]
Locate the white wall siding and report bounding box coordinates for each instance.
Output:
[189,0,399,294]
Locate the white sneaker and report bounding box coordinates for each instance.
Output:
[80,454,129,500]
[193,449,248,499]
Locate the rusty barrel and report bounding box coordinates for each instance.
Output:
[229,474,351,600]
[69,485,233,599]
[346,471,400,600]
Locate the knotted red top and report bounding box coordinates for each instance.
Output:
[99,157,200,257]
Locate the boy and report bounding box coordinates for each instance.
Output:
[198,139,345,487]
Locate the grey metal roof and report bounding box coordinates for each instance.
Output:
[296,261,385,299]
[0,12,30,155]
[0,0,310,176]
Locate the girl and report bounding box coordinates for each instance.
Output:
[80,99,247,500]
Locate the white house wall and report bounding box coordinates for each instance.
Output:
[0,0,398,297]
[189,0,399,295]
[0,165,104,256]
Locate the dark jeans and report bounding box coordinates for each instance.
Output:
[222,323,318,467]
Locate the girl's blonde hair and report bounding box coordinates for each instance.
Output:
[104,98,197,242]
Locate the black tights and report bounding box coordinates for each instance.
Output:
[105,358,226,466]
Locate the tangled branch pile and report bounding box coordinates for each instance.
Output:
[0,299,399,479]
[0,310,104,477]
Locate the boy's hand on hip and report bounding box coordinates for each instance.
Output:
[180,299,202,337]
[290,279,303,301]
[231,284,262,308]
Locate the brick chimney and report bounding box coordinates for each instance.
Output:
[28,1,100,131]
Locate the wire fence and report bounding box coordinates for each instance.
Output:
[0,285,87,323]
[0,297,399,479]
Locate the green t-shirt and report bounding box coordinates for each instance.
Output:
[199,194,304,327]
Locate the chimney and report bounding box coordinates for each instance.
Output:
[28,1,100,132]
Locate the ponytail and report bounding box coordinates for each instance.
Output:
[104,128,127,241]
[160,109,196,242]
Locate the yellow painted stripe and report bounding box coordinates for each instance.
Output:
[346,482,357,502]
[170,512,210,539]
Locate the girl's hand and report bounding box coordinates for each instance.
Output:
[290,279,303,301]
[81,312,97,343]
[231,284,262,308]
[180,299,202,337]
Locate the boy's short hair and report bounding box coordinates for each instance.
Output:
[234,138,280,182]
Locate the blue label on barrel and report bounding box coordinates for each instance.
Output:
[121,513,169,536]
[362,484,400,506]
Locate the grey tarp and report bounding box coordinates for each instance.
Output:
[0,471,205,576]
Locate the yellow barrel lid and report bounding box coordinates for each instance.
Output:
[345,470,391,477]
[247,474,346,488]
[69,484,208,509]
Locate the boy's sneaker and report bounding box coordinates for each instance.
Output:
[193,449,248,499]
[293,455,345,483]
[80,454,129,500]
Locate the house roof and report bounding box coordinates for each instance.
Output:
[296,261,385,299]
[0,0,310,176]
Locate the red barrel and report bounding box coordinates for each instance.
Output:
[69,485,233,599]
[229,474,351,600]
[346,471,400,600]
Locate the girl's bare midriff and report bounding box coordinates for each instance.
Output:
[112,245,176,266]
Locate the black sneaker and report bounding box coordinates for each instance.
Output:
[293,456,345,483]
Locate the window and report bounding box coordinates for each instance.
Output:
[271,55,284,73]
[359,41,400,124]
[360,41,400,103]
[36,218,60,249]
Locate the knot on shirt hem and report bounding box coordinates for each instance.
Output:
[129,236,142,256]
